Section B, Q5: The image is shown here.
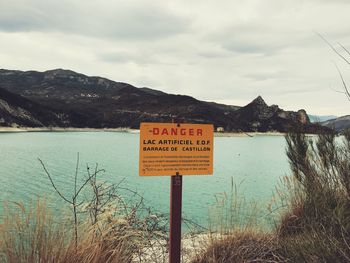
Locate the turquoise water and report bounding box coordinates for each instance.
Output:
[0,132,290,227]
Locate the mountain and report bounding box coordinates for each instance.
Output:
[0,68,328,133]
[321,115,350,132]
[308,115,338,123]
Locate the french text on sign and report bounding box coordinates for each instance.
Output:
[139,123,214,176]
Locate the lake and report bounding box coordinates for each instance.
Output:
[0,132,291,228]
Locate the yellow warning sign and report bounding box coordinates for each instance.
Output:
[139,123,214,176]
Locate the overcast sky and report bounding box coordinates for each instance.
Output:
[0,0,349,116]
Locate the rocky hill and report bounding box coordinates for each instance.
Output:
[0,68,328,132]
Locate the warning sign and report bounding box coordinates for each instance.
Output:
[139,123,214,176]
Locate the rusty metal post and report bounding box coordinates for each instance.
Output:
[169,172,182,263]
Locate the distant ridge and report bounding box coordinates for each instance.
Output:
[0,68,329,133]
[321,115,350,132]
[308,114,337,123]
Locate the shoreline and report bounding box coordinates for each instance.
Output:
[0,126,287,137]
[0,127,139,133]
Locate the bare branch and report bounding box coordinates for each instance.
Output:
[74,152,80,198]
[76,168,105,197]
[338,42,350,58]
[317,32,350,65]
[330,87,347,94]
[334,63,350,101]
[38,158,73,204]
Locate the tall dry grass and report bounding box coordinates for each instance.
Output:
[207,177,266,235]
[275,131,350,262]
[192,130,350,263]
[192,177,284,263]
[0,199,132,263]
[0,198,209,263]
[192,230,285,263]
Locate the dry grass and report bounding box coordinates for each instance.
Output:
[276,131,350,262]
[0,198,205,263]
[0,200,132,263]
[0,198,212,263]
[192,230,285,263]
[207,177,265,235]
[191,131,350,263]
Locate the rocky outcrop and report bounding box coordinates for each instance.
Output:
[227,96,317,132]
[0,87,67,127]
[0,68,329,133]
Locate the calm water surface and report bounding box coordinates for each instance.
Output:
[0,132,290,227]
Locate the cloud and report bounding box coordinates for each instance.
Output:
[197,50,230,59]
[223,27,284,55]
[205,23,313,56]
[243,71,286,82]
[97,51,157,65]
[0,0,350,115]
[0,0,191,40]
[312,0,350,3]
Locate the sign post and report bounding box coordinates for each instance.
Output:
[139,122,214,263]
[170,173,182,263]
